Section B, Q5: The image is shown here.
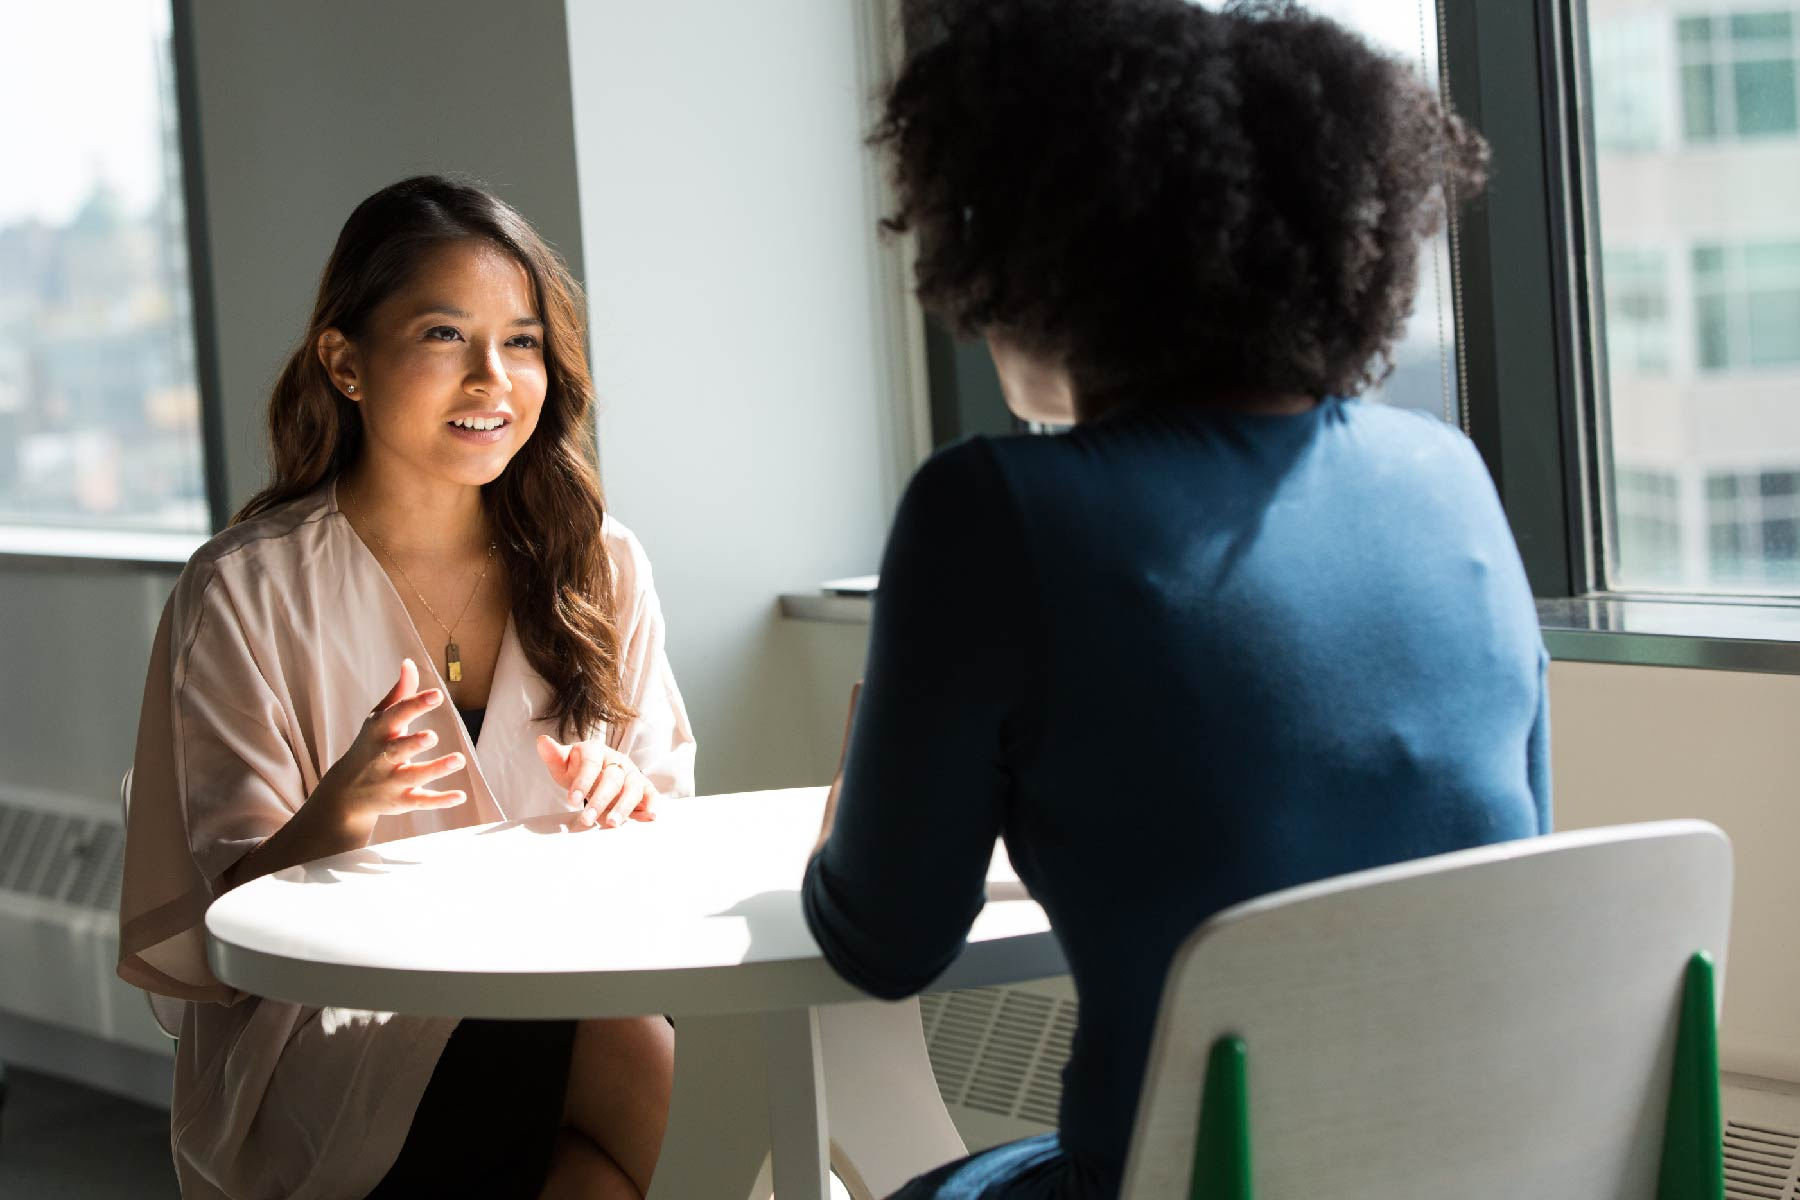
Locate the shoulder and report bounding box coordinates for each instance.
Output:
[883,436,1032,581]
[897,435,1021,521]
[170,488,337,626]
[1335,397,1481,459]
[600,512,658,605]
[184,487,336,581]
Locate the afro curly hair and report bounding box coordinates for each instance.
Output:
[874,0,1490,411]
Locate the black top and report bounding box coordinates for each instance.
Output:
[801,399,1550,1196]
[457,706,485,746]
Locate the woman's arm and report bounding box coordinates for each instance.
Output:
[802,440,1045,1000]
[1527,647,1552,834]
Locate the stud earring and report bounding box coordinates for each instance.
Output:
[346,385,357,394]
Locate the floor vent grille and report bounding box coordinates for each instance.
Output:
[919,986,1077,1124]
[0,797,123,912]
[1726,1118,1800,1200]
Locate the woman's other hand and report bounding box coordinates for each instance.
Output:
[536,735,658,829]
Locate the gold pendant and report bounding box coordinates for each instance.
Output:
[446,641,463,683]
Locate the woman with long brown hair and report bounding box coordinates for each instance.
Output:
[118,175,693,1199]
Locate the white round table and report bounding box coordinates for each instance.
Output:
[206,788,1066,1200]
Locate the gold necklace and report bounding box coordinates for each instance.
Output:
[342,487,496,684]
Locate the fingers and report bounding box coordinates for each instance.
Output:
[374,658,420,713]
[535,734,572,783]
[604,771,650,827]
[393,750,465,786]
[399,786,467,810]
[583,766,633,831]
[376,687,444,737]
[628,782,661,823]
[569,745,606,810]
[383,728,439,764]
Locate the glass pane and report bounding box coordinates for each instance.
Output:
[1732,58,1798,135]
[1602,249,1670,374]
[1692,244,1729,276]
[1747,288,1800,365]
[1589,0,1800,593]
[1592,14,1669,151]
[1284,0,1462,424]
[1695,294,1732,370]
[1682,63,1721,140]
[1762,516,1798,558]
[1730,12,1792,41]
[1678,16,1714,49]
[0,0,206,534]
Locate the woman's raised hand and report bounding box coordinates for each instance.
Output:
[313,658,468,833]
[535,735,658,829]
[224,659,467,889]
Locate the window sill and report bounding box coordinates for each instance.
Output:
[0,524,207,570]
[778,593,875,625]
[1537,595,1800,675]
[782,584,1800,677]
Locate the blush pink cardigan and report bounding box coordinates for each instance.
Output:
[117,483,696,1199]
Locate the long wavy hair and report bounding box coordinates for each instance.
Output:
[234,175,634,739]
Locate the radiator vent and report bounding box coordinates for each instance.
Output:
[1726,1119,1800,1200]
[919,986,1077,1124]
[0,797,124,912]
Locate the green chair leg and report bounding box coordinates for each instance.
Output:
[1191,1036,1252,1200]
[1657,951,1724,1200]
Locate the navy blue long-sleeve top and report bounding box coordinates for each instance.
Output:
[802,398,1550,1196]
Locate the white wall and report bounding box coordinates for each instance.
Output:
[185,0,588,509]
[1549,660,1800,1085]
[566,3,919,793]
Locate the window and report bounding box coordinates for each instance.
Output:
[1592,12,1673,151]
[1706,467,1800,584]
[1586,2,1800,594]
[1601,249,1671,375]
[0,1,209,540]
[1255,0,1467,425]
[927,0,1468,445]
[1614,466,1685,583]
[1692,240,1800,370]
[1679,11,1799,141]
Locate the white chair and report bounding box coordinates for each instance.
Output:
[1120,820,1731,1200]
[120,769,184,1041]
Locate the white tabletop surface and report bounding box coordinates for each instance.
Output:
[206,787,1065,1018]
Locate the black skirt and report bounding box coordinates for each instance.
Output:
[364,1018,577,1199]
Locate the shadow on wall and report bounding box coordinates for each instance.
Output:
[685,608,868,795]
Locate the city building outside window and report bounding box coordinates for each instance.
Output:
[1587,1,1800,593]
[1692,240,1800,371]
[1679,11,1800,142]
[0,0,208,542]
[1602,249,1673,376]
[1705,467,1800,585]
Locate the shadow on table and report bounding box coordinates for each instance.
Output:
[707,878,1034,954]
[297,848,421,883]
[475,809,638,837]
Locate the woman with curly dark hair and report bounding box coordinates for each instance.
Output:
[801,1,1547,1196]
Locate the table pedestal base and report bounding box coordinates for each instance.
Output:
[648,998,969,1200]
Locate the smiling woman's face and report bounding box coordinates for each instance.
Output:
[322,237,548,489]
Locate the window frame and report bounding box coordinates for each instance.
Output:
[1441,0,1597,600]
[1455,0,1800,674]
[0,0,228,567]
